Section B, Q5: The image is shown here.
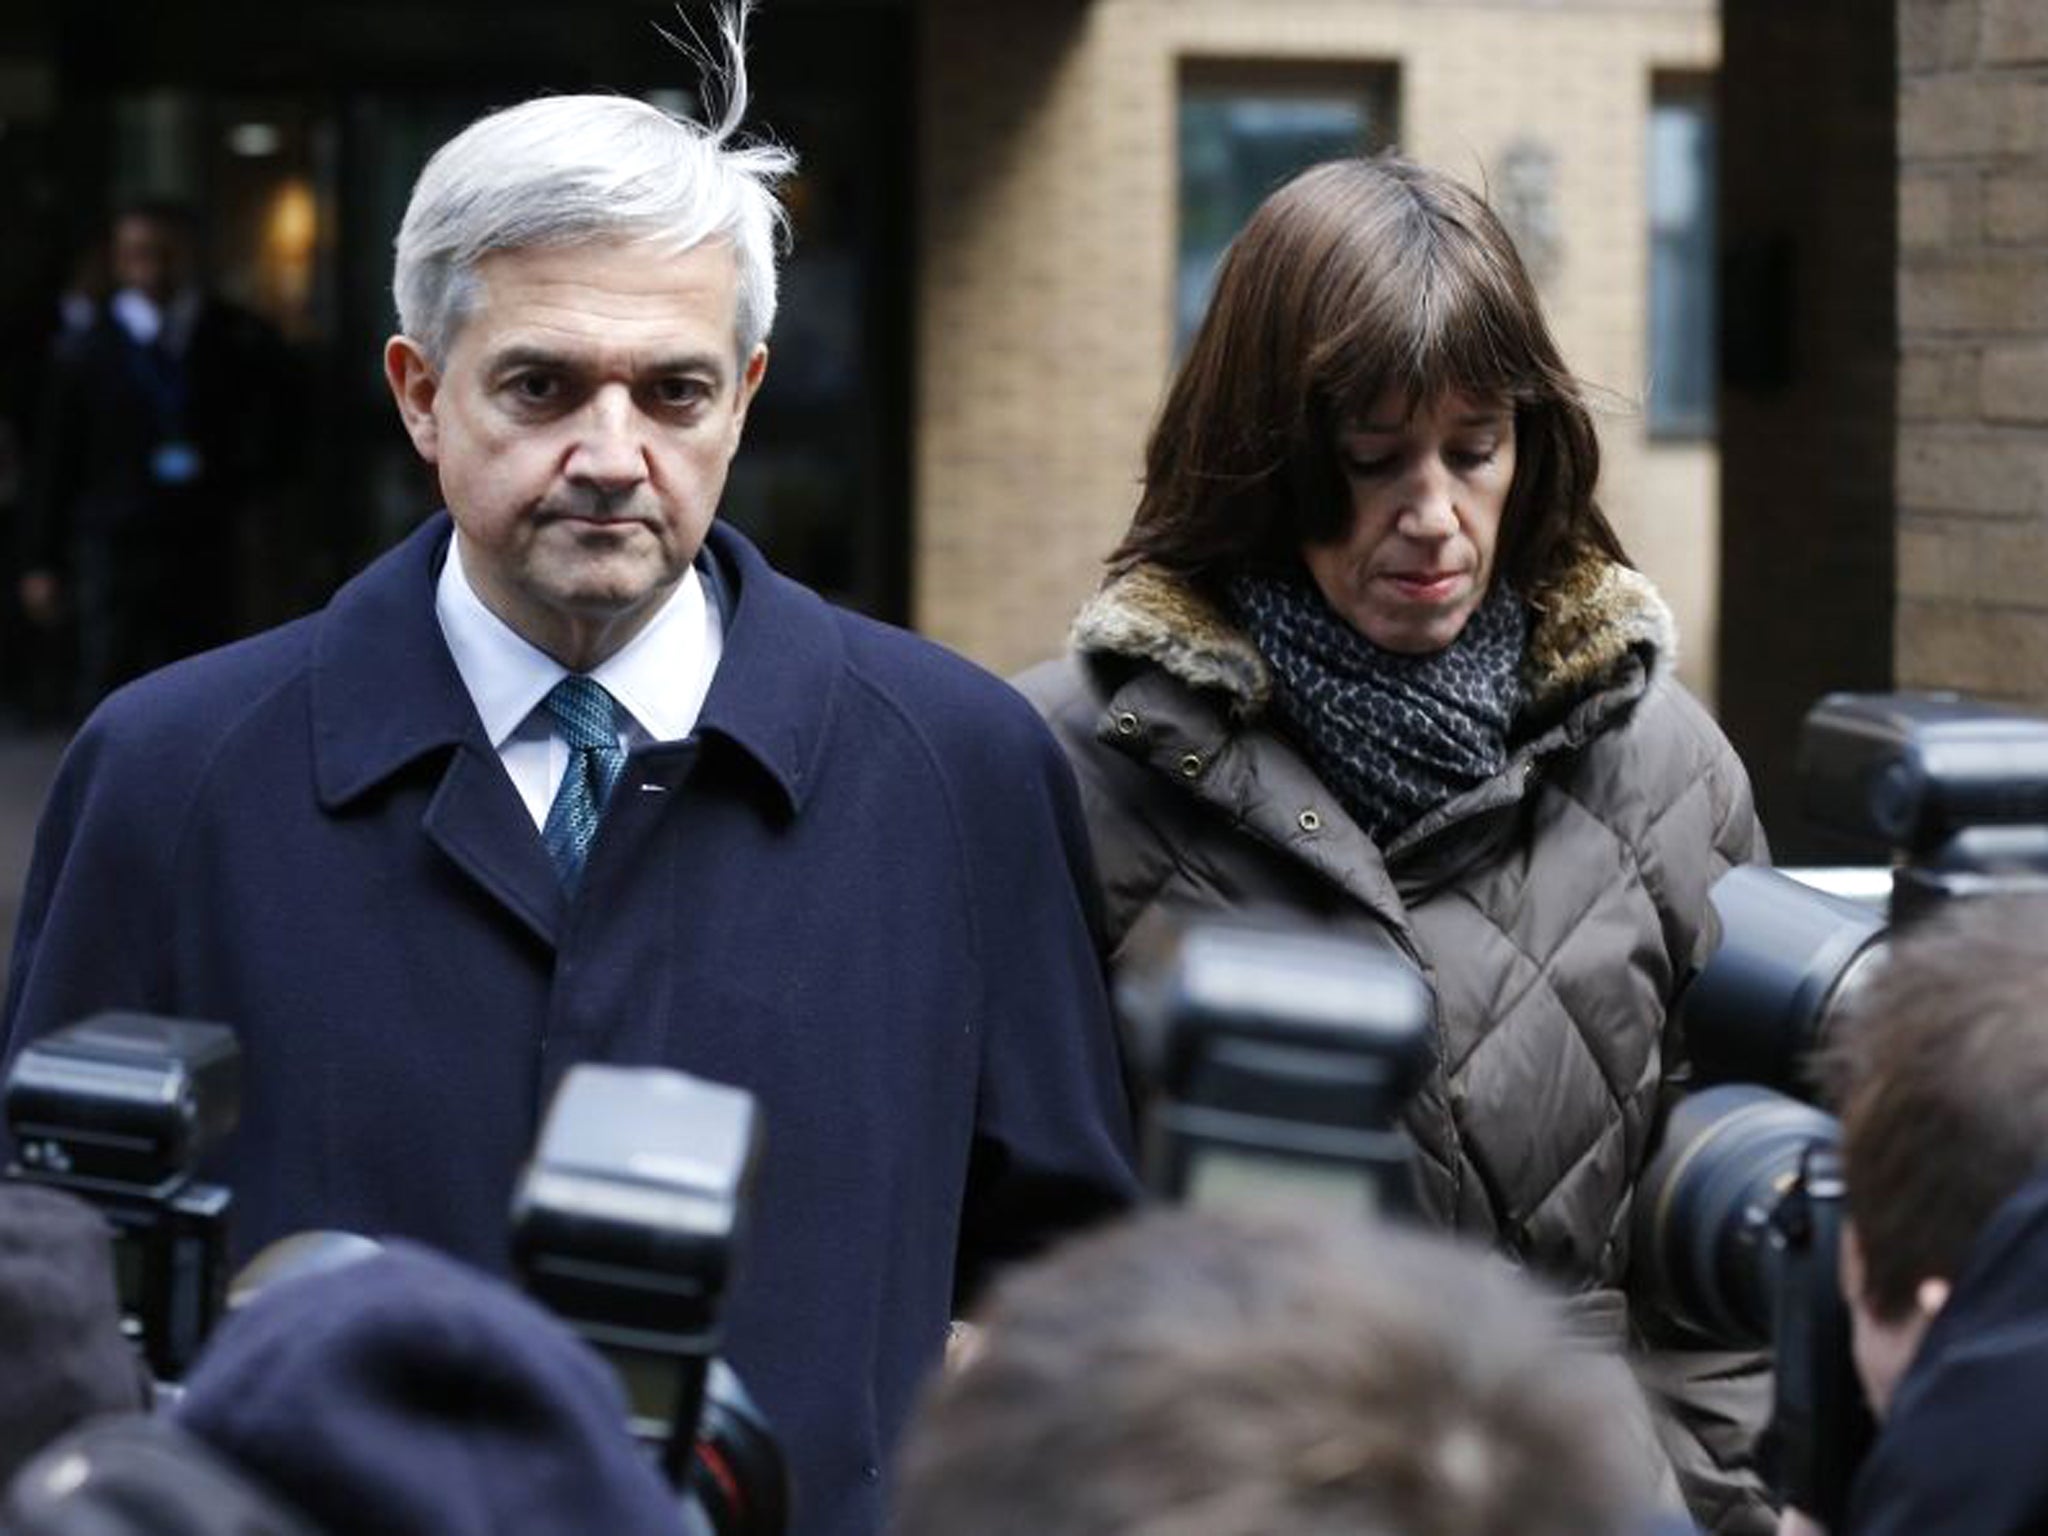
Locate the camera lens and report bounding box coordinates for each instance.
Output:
[1684,867,1887,1096]
[1633,1084,1839,1345]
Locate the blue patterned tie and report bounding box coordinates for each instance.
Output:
[540,676,626,889]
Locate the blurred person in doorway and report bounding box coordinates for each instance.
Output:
[20,200,289,715]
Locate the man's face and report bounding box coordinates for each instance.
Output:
[385,238,767,669]
[1841,1222,1950,1419]
[111,215,190,305]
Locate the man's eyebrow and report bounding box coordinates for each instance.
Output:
[483,345,573,376]
[482,345,729,384]
[646,351,731,383]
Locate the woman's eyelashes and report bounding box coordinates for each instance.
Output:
[1340,440,1502,479]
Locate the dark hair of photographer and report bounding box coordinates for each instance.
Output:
[169,1241,686,1536]
[890,1207,1670,1536]
[1821,892,2048,1410]
[1805,893,2048,1536]
[0,1185,149,1486]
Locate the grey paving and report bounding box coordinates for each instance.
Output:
[0,732,68,964]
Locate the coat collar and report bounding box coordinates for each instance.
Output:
[311,514,841,818]
[1070,541,1678,726]
[310,513,481,808]
[690,520,843,817]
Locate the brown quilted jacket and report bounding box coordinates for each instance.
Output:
[1016,546,1777,1535]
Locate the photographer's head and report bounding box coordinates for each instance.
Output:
[891,1207,1663,1536]
[172,1241,683,1536]
[1822,893,2048,1415]
[0,1186,148,1487]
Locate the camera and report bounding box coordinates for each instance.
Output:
[1635,690,2048,1522]
[1114,915,1434,1216]
[1798,690,2048,923]
[1,1024,788,1536]
[1633,1084,1870,1524]
[2,1011,239,1381]
[511,1062,788,1536]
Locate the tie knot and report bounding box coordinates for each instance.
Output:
[544,675,619,752]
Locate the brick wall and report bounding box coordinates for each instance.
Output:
[916,0,1721,688]
[1896,0,2048,706]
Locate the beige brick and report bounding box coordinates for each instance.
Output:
[1901,0,1984,73]
[1981,344,2048,421]
[1898,599,2048,704]
[1902,73,2005,158]
[1900,174,1956,250]
[1899,515,2048,604]
[1984,0,2048,65]
[1897,428,2048,514]
[1986,173,2048,243]
[1897,519,1961,601]
[2004,80,2048,154]
[1900,256,2048,332]
[1900,346,1981,421]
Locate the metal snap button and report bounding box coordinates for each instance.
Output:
[1298,809,1322,833]
[1178,753,1203,779]
[1113,711,1140,736]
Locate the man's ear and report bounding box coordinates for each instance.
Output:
[1914,1273,1953,1322]
[733,343,768,433]
[384,335,442,463]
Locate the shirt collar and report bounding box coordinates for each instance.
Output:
[110,289,163,346]
[433,535,721,748]
[312,515,840,818]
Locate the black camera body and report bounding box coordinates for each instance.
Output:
[1639,690,2048,1523]
[1799,690,2048,924]
[511,1062,788,1536]
[2,1012,240,1381]
[1,1024,789,1536]
[1115,916,1434,1217]
[1632,1084,1871,1523]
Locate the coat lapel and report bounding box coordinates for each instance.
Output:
[421,744,564,946]
[309,512,563,948]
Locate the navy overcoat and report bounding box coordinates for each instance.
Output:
[2,513,1139,1536]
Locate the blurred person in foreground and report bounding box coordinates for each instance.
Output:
[3,1243,683,1536]
[0,1185,148,1489]
[0,10,1137,1533]
[20,200,289,713]
[892,1207,1683,1536]
[1017,154,1769,1530]
[1778,894,2048,1536]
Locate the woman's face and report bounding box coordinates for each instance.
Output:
[1303,388,1516,654]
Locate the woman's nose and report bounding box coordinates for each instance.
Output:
[1395,463,1460,538]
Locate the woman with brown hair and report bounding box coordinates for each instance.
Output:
[1019,154,1773,1533]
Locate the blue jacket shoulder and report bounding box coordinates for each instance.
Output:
[69,618,317,790]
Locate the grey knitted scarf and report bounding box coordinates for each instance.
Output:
[1227,566,1527,847]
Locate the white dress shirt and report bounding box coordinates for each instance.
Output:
[434,535,724,831]
[110,287,203,353]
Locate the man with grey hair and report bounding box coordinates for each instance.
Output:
[0,20,1139,1536]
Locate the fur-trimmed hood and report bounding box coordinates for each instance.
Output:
[1069,542,1678,724]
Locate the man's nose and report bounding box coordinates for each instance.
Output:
[564,385,648,488]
